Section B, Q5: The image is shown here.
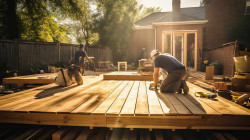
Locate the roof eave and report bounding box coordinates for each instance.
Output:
[134,25,154,30]
[152,20,208,26]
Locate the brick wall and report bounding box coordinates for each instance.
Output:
[204,43,235,75]
[129,29,155,62]
[204,0,245,49]
[155,24,204,70]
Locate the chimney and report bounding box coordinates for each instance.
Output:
[172,0,181,13]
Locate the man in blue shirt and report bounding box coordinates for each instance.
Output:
[74,44,93,74]
[151,50,189,94]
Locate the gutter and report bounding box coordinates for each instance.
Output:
[152,20,208,26]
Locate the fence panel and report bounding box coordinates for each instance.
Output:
[0,40,113,75]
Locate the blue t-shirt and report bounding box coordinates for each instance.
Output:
[154,54,184,72]
[75,49,87,63]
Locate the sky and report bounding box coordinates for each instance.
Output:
[138,0,202,12]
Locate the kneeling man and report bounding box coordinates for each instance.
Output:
[151,50,189,94]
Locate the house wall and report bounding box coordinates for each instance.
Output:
[129,29,155,62]
[204,0,246,49]
[204,43,235,75]
[155,24,204,70]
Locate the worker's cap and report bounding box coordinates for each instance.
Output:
[151,50,159,57]
[79,44,84,48]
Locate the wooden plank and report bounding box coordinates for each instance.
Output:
[205,66,214,80]
[184,94,220,115]
[120,81,140,116]
[71,81,123,114]
[0,75,102,110]
[155,91,178,115]
[106,81,134,115]
[0,112,107,127]
[25,127,48,140]
[3,73,57,84]
[15,76,103,112]
[173,93,206,115]
[135,81,149,116]
[52,127,69,140]
[140,129,151,140]
[92,81,129,115]
[62,128,81,140]
[75,128,90,140]
[164,94,192,115]
[145,81,164,116]
[187,82,250,115]
[13,127,38,140]
[103,72,153,81]
[128,130,137,140]
[154,130,164,140]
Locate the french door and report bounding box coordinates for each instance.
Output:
[162,31,197,70]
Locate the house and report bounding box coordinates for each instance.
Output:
[130,0,247,74]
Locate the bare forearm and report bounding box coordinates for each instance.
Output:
[154,72,159,87]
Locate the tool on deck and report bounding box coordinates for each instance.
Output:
[235,94,249,105]
[195,92,217,99]
[149,83,160,90]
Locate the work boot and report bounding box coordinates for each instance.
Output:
[178,89,182,94]
[182,80,189,94]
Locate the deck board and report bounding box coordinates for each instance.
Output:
[3,73,57,84]
[69,81,122,114]
[106,81,134,115]
[120,81,140,116]
[103,71,153,81]
[135,81,149,116]
[146,81,164,116]
[92,81,128,115]
[0,72,250,129]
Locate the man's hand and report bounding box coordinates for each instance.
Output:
[154,86,158,90]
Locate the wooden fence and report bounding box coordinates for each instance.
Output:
[0,40,112,75]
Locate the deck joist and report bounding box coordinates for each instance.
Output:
[0,73,250,130]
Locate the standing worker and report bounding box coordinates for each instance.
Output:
[151,50,189,94]
[74,44,93,74]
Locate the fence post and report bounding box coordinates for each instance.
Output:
[14,39,21,74]
[58,43,60,62]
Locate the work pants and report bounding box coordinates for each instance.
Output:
[160,69,188,93]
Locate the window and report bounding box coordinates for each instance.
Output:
[246,0,250,15]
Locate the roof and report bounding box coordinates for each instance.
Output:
[135,7,206,27]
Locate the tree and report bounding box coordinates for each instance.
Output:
[95,0,138,62]
[0,0,90,43]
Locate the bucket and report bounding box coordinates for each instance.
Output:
[233,56,250,73]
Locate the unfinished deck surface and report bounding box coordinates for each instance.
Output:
[2,73,57,85]
[103,71,153,81]
[0,75,250,130]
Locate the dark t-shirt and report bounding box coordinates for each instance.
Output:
[154,54,184,72]
[75,49,87,63]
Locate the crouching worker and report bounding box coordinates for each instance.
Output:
[55,65,83,86]
[151,50,189,94]
[74,44,93,75]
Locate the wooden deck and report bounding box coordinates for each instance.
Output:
[2,73,57,85]
[103,71,153,81]
[0,74,250,130]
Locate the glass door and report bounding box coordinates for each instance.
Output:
[173,34,184,63]
[163,34,171,54]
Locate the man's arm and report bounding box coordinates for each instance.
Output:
[154,68,159,89]
[85,56,93,63]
